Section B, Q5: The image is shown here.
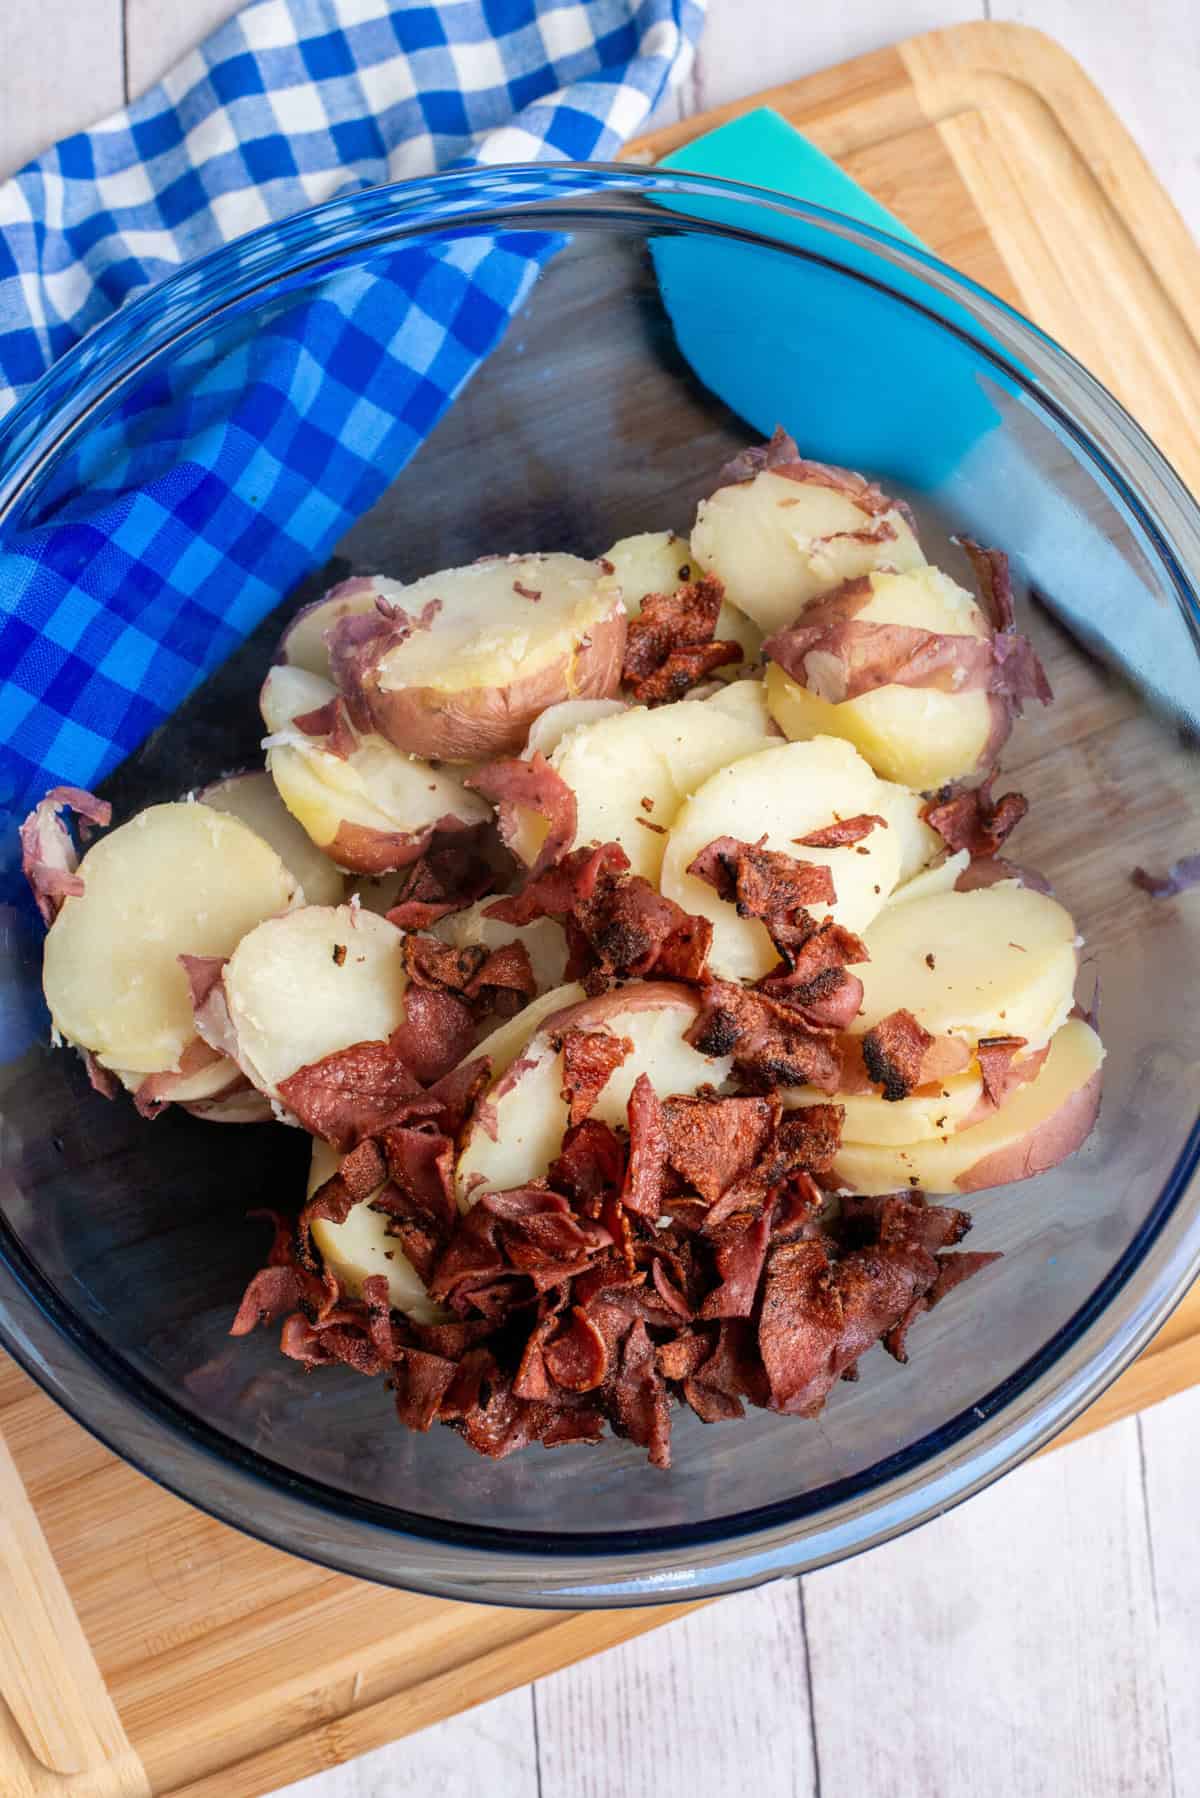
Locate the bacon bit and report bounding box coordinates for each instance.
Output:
[660,1094,777,1206]
[634,816,667,834]
[922,776,1029,857]
[513,581,542,601]
[401,933,534,1021]
[622,1074,668,1218]
[612,1319,672,1467]
[466,752,576,881]
[861,1009,935,1102]
[924,952,935,970]
[686,981,843,1093]
[548,1118,626,1214]
[796,814,887,849]
[1132,854,1200,899]
[19,786,112,926]
[279,1038,423,1151]
[544,1307,609,1391]
[383,830,496,931]
[622,575,741,704]
[560,1029,632,1128]
[332,943,347,967]
[640,796,655,812]
[976,1035,1030,1108]
[689,835,835,923]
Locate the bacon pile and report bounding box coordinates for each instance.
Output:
[232,1066,996,1466]
[621,576,742,704]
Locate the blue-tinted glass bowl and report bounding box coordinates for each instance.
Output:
[2,166,1199,1607]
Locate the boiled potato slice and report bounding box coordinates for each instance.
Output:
[224,904,409,1100]
[855,885,1079,1051]
[433,897,569,996]
[277,576,399,679]
[110,1053,244,1104]
[466,981,587,1085]
[546,692,776,882]
[200,770,345,907]
[660,736,901,981]
[605,529,763,667]
[764,567,998,789]
[43,803,299,1076]
[874,779,942,885]
[261,665,489,874]
[785,1066,984,1146]
[696,679,774,734]
[332,555,626,761]
[691,467,924,633]
[456,983,730,1204]
[307,1139,446,1323]
[833,1019,1104,1194]
[888,848,970,908]
[524,698,626,760]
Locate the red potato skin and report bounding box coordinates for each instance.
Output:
[181,1083,273,1123]
[277,578,378,671]
[953,1068,1102,1193]
[326,813,477,876]
[348,603,628,762]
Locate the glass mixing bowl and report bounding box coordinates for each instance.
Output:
[2,166,1199,1607]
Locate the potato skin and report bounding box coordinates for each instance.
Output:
[326,814,466,875]
[346,600,627,762]
[953,1068,1102,1193]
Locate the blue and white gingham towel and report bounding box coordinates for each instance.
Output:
[0,0,703,850]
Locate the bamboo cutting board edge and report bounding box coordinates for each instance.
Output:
[4,21,1200,1798]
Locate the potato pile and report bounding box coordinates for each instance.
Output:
[23,429,1102,1465]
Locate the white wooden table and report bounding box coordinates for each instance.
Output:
[3,4,1199,1794]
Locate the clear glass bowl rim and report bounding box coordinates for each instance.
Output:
[2,162,1199,1608]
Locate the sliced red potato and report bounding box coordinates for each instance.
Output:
[456,983,731,1204]
[888,847,971,908]
[764,567,999,788]
[542,689,777,883]
[277,576,405,679]
[659,736,902,980]
[523,698,627,761]
[261,664,490,875]
[693,678,775,733]
[786,1065,985,1146]
[691,463,923,634]
[307,1139,447,1323]
[329,556,625,762]
[109,1051,244,1107]
[854,885,1080,1051]
[432,898,569,996]
[832,1018,1104,1193]
[467,981,587,1085]
[42,803,300,1077]
[874,779,943,886]
[605,529,763,668]
[199,770,345,907]
[223,904,409,1102]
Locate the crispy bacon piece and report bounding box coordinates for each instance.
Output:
[388,988,477,1086]
[1132,854,1200,899]
[700,1207,774,1320]
[278,1036,423,1150]
[976,1035,1030,1109]
[487,842,711,990]
[612,1319,673,1467]
[560,1029,632,1127]
[466,752,577,880]
[660,1094,777,1206]
[402,933,535,1021]
[688,835,835,922]
[860,1009,935,1102]
[686,981,843,1093]
[621,575,741,704]
[544,1306,609,1392]
[20,786,112,925]
[922,776,1029,858]
[383,829,496,931]
[548,1118,626,1212]
[622,1074,668,1218]
[796,814,887,849]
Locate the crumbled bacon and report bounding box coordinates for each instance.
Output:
[686,981,844,1092]
[922,776,1029,858]
[383,830,496,931]
[466,752,577,880]
[688,835,836,934]
[559,1029,632,1127]
[621,575,741,704]
[621,1074,668,1218]
[860,1009,934,1103]
[20,786,112,926]
[402,932,535,1021]
[796,814,887,849]
[660,1094,777,1206]
[975,1035,1031,1109]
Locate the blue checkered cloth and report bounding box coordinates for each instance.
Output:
[0,0,703,853]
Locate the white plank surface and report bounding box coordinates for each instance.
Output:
[4,3,1200,1796]
[534,1582,817,1798]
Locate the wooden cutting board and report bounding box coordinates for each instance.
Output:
[5,21,1200,1798]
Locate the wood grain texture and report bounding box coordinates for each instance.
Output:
[0,0,124,180]
[803,1419,1172,1798]
[534,1583,816,1798]
[1138,1384,1200,1794]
